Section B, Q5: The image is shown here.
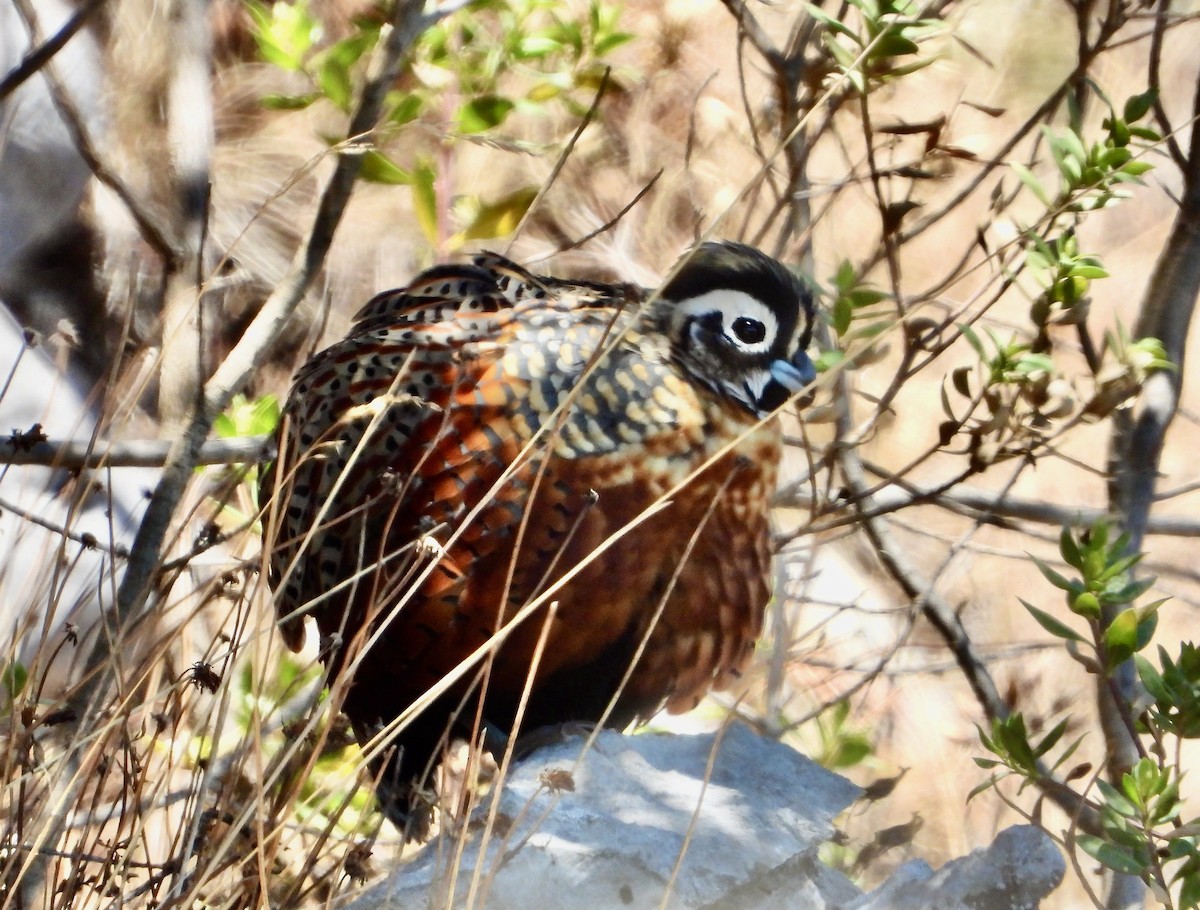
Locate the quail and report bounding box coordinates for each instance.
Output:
[263,241,817,830]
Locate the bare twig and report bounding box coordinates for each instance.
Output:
[552,169,663,254]
[157,0,215,431]
[9,0,177,262]
[0,493,129,556]
[1148,0,1186,169]
[774,479,1200,538]
[0,434,272,468]
[0,0,106,102]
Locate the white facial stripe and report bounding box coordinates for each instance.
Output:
[675,289,780,354]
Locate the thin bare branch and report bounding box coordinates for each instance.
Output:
[9,0,177,262]
[0,0,106,102]
[1149,0,1186,168]
[0,434,271,468]
[776,480,1200,538]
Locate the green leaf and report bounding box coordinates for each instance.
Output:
[958,323,985,360]
[1059,129,1089,168]
[358,150,413,185]
[1101,146,1132,169]
[832,296,853,336]
[1009,162,1051,206]
[247,395,281,437]
[457,95,516,134]
[967,776,1004,802]
[1123,89,1157,124]
[995,714,1038,774]
[1132,606,1161,654]
[1030,556,1079,594]
[814,349,844,372]
[834,260,857,290]
[1014,353,1054,375]
[2,661,26,699]
[848,288,889,308]
[827,732,873,769]
[1033,717,1070,758]
[314,30,377,112]
[1052,733,1086,773]
[1096,778,1140,817]
[458,186,538,241]
[1136,654,1169,701]
[411,161,439,247]
[516,34,563,58]
[594,31,635,55]
[1021,600,1086,643]
[1103,575,1156,605]
[527,81,563,102]
[804,3,860,41]
[261,92,320,110]
[387,92,424,125]
[213,411,236,439]
[316,57,354,112]
[1071,591,1101,618]
[1060,526,1082,571]
[872,32,920,58]
[1105,609,1140,669]
[247,0,320,72]
[1180,872,1200,910]
[1077,835,1146,876]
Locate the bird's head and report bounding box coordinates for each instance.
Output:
[655,241,817,418]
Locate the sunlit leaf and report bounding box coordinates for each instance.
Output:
[1030,556,1079,594]
[359,150,413,185]
[1020,599,1086,643]
[387,92,425,125]
[1009,162,1050,206]
[831,296,853,336]
[247,0,320,72]
[458,186,538,242]
[804,3,860,41]
[457,95,516,133]
[1105,609,1140,669]
[261,92,320,110]
[1077,835,1146,876]
[412,161,439,247]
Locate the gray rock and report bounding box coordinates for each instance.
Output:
[852,825,1065,910]
[350,724,860,910]
[348,726,1064,910]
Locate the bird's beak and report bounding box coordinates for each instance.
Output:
[768,350,816,393]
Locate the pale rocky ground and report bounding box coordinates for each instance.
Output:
[347,726,1065,910]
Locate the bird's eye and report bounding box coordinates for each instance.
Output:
[730,316,767,345]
